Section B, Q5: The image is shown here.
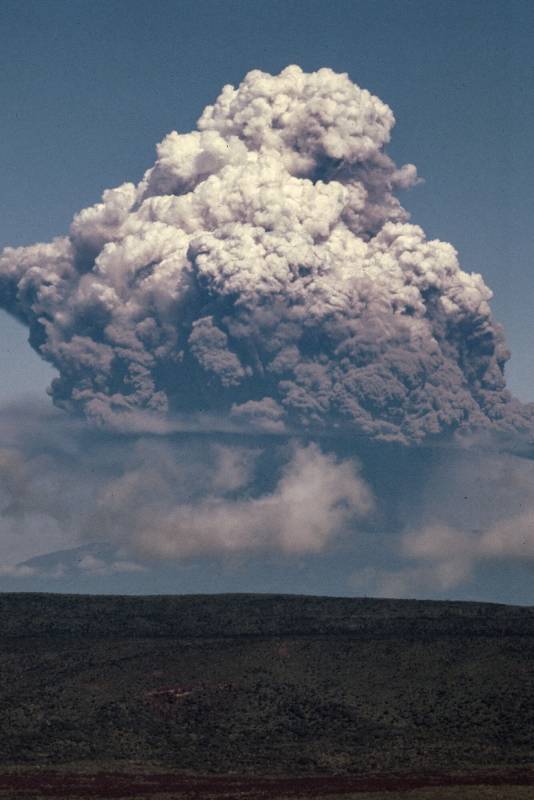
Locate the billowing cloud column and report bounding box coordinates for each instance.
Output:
[0,66,530,442]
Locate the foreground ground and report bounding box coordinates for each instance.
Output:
[1,593,533,781]
[0,766,533,799]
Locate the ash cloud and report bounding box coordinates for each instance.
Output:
[1,65,531,443]
[1,66,534,596]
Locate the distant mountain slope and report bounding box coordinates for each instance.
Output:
[1,593,533,775]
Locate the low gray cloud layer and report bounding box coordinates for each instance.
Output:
[0,401,374,568]
[1,400,534,600]
[1,66,531,443]
[350,442,534,598]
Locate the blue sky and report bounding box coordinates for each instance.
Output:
[0,0,533,601]
[1,0,532,401]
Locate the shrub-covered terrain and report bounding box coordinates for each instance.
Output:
[1,593,534,775]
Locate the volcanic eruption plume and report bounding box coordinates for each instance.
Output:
[1,65,530,444]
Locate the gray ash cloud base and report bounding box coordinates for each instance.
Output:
[0,65,530,443]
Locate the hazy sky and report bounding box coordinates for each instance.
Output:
[0,0,533,601]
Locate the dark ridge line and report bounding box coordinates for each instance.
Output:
[1,591,532,608]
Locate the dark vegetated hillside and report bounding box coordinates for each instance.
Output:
[1,593,533,775]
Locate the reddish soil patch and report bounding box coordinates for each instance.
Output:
[0,768,533,798]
